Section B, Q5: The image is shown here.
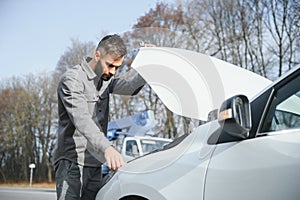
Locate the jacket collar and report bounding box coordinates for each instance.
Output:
[81,57,97,80]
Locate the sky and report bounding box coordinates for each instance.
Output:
[0,0,176,80]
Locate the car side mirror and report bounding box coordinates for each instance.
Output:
[218,95,252,139]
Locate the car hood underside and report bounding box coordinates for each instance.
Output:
[132,47,272,121]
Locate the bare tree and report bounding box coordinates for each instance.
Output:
[55,38,95,75]
[264,0,294,77]
[122,3,187,138]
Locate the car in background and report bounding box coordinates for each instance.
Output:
[121,136,172,162]
[96,47,300,200]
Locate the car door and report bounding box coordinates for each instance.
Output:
[204,68,300,200]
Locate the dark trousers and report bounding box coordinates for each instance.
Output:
[55,159,103,200]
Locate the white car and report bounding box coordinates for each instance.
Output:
[96,47,300,200]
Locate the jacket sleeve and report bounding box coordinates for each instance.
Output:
[58,71,111,154]
[109,70,146,95]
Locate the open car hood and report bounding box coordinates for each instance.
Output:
[132,47,272,121]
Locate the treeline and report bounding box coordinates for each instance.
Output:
[0,0,299,183]
[0,75,57,183]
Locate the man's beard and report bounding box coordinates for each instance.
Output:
[95,60,113,81]
[101,73,113,81]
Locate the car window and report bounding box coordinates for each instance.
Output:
[125,140,139,156]
[260,75,300,133]
[140,139,171,154]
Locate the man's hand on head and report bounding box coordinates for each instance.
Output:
[104,146,126,171]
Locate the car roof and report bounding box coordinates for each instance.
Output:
[132,47,272,121]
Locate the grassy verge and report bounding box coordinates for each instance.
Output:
[0,182,56,189]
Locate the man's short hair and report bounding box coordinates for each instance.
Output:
[96,34,127,57]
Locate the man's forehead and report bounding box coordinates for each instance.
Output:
[103,53,124,62]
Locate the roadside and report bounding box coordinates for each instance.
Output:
[0,182,55,189]
[0,186,56,200]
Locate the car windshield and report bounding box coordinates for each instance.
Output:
[261,75,300,132]
[141,139,171,154]
[277,91,300,116]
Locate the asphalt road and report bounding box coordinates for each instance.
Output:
[0,187,56,200]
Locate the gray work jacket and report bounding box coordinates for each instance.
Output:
[52,58,145,167]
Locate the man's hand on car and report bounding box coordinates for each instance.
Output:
[104,146,126,171]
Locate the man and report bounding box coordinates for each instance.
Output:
[52,34,146,199]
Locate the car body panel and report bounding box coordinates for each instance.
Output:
[97,122,220,199]
[205,129,300,200]
[132,47,271,120]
